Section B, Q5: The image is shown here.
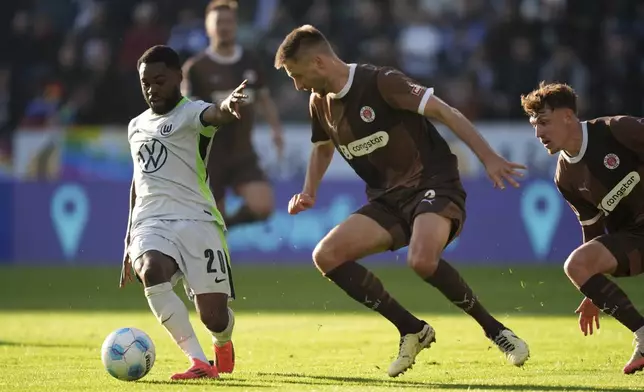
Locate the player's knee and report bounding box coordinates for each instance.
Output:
[250,200,273,219]
[564,246,596,284]
[312,241,344,274]
[200,307,229,333]
[407,246,442,278]
[247,193,274,219]
[135,251,174,287]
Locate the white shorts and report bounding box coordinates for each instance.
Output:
[128,219,234,299]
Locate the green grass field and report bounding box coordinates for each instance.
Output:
[1,264,643,391]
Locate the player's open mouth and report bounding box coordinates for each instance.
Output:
[149,96,162,104]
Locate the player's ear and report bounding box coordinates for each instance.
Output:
[313,55,324,69]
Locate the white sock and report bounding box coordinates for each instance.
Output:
[145,282,208,363]
[211,307,235,346]
[635,325,644,341]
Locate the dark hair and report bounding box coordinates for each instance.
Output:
[274,25,332,69]
[205,0,237,14]
[137,45,181,70]
[521,81,578,117]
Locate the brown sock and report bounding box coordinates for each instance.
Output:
[580,274,644,332]
[325,261,425,336]
[425,259,505,338]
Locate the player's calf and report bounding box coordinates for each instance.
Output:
[213,308,235,373]
[195,295,235,373]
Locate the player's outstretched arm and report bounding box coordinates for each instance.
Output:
[288,141,334,215]
[201,80,248,126]
[303,141,334,198]
[422,95,526,189]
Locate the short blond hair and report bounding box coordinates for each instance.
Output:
[274,25,333,69]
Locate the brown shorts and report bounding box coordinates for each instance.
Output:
[207,147,267,202]
[593,229,644,277]
[354,183,466,250]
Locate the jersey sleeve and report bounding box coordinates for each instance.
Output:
[609,116,644,160]
[376,68,434,115]
[191,100,217,137]
[309,94,330,144]
[556,182,602,227]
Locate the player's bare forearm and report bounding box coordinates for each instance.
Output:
[303,142,334,198]
[423,96,496,163]
[202,103,237,126]
[582,220,606,243]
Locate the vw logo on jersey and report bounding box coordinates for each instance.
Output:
[604,153,620,170]
[360,106,375,123]
[158,123,174,136]
[138,138,168,173]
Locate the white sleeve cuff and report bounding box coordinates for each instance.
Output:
[417,87,434,115]
[580,211,603,226]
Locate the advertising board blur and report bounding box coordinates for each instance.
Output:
[2,123,578,265]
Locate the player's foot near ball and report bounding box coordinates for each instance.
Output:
[490,329,530,366]
[387,322,436,377]
[623,336,644,374]
[170,358,219,380]
[214,340,235,373]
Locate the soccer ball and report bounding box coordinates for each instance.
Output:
[101,327,156,381]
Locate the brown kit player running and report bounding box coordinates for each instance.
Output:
[182,0,284,228]
[274,24,531,377]
[522,81,644,374]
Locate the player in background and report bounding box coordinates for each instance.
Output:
[120,45,247,379]
[182,0,284,228]
[274,25,530,377]
[522,82,644,374]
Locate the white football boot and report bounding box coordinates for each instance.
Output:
[387,323,436,377]
[490,329,530,366]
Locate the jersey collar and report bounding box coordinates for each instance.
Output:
[328,64,356,100]
[560,121,588,164]
[149,97,189,118]
[206,45,243,65]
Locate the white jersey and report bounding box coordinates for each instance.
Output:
[128,97,225,228]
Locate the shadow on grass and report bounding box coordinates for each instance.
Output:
[258,372,639,392]
[0,340,93,349]
[137,379,268,388]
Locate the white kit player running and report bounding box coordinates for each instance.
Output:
[119,45,248,380]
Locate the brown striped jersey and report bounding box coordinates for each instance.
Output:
[309,64,461,200]
[555,116,644,232]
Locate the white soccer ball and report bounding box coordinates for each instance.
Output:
[101,327,156,381]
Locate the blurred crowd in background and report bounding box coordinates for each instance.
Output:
[1,0,643,146]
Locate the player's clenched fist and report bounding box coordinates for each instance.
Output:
[288,193,315,215]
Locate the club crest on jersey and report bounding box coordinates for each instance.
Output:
[158,123,174,136]
[410,84,423,96]
[360,106,375,123]
[138,138,168,174]
[603,153,620,169]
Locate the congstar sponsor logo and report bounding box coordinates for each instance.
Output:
[599,171,640,214]
[338,131,389,160]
